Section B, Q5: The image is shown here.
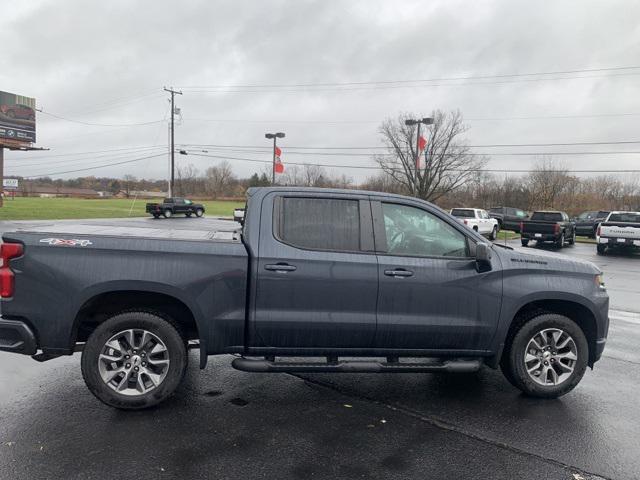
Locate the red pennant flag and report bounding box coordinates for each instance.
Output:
[274,145,284,174]
[274,157,284,174]
[416,135,427,169]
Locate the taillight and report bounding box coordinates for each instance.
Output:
[463,219,468,225]
[1,243,23,298]
[597,226,601,236]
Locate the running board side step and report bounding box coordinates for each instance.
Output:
[231,357,482,373]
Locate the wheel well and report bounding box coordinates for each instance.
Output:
[504,300,598,366]
[73,291,199,343]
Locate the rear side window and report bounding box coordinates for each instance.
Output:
[278,197,360,251]
[451,208,475,218]
[531,212,563,222]
[608,212,640,223]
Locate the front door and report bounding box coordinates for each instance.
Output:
[252,193,378,349]
[373,200,502,352]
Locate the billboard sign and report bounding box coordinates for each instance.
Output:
[3,178,19,190]
[0,90,36,144]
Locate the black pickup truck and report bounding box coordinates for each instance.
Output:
[145,197,205,218]
[0,187,609,409]
[520,211,576,248]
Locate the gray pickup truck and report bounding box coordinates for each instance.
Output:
[0,187,609,409]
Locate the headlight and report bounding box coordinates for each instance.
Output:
[595,273,605,289]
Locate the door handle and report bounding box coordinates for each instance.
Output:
[264,263,297,272]
[384,269,414,278]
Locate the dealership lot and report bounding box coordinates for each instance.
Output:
[1,217,639,479]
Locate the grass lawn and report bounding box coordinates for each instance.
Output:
[0,197,244,221]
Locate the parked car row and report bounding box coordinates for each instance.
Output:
[453,206,639,254]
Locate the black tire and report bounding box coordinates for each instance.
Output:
[568,230,576,245]
[195,208,204,217]
[556,232,565,248]
[521,239,529,247]
[597,244,607,255]
[81,311,188,410]
[489,225,498,241]
[152,214,160,219]
[163,209,173,219]
[501,313,588,398]
[185,212,192,217]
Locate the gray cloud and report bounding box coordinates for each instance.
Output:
[2,0,639,181]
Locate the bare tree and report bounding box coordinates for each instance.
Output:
[176,164,199,196]
[527,157,573,209]
[375,110,487,201]
[205,161,236,198]
[122,174,137,198]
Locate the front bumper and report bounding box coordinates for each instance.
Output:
[0,317,37,355]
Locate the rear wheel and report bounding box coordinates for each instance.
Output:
[163,209,173,219]
[501,313,588,398]
[152,214,160,219]
[186,212,192,217]
[521,239,529,247]
[597,244,607,255]
[81,311,187,410]
[556,232,565,248]
[568,230,576,245]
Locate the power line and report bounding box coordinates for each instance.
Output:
[179,152,640,173]
[9,153,167,178]
[4,145,163,161]
[5,147,167,169]
[177,65,640,90]
[39,110,166,127]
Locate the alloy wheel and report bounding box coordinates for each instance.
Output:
[524,328,578,386]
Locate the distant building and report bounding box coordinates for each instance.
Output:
[21,186,100,198]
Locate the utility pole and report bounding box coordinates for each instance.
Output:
[164,87,182,197]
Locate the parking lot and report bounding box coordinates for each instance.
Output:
[1,217,639,480]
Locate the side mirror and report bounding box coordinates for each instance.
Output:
[476,242,493,272]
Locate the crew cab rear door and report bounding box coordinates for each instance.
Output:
[251,192,377,348]
[371,198,502,351]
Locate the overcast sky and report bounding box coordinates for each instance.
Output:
[2,0,640,183]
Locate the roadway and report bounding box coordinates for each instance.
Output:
[0,217,638,479]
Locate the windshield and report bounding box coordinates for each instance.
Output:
[451,209,475,218]
[608,212,640,223]
[531,212,563,222]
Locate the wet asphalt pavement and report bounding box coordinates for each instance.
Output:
[1,218,639,479]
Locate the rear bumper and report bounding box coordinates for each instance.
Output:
[521,233,559,242]
[0,317,37,355]
[598,237,640,247]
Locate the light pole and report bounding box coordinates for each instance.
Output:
[404,117,433,196]
[265,132,285,185]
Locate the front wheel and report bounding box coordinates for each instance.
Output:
[489,225,498,241]
[501,313,588,398]
[195,208,204,217]
[81,311,188,409]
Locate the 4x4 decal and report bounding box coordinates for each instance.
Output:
[39,238,93,247]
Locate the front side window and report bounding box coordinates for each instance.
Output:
[382,203,468,257]
[184,199,193,205]
[278,197,360,251]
